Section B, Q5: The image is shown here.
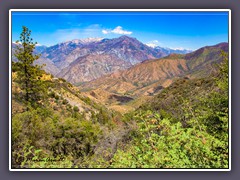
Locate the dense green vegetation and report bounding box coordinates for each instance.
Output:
[11,27,229,169]
[12,75,129,168]
[107,52,229,168]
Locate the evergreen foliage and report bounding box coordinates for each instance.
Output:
[13,26,47,107]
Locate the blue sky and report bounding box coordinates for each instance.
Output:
[11,11,229,50]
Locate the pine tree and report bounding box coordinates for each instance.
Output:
[14,26,47,107]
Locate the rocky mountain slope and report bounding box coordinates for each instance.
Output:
[12,36,192,84]
[58,54,132,84]
[79,42,228,113]
[81,58,189,93]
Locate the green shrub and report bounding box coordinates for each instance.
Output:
[62,99,68,105]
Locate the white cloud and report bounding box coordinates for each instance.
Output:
[112,26,132,35]
[102,29,109,34]
[102,26,132,35]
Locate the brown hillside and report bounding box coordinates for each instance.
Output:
[81,58,188,93]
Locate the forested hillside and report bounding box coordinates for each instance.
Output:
[108,55,229,168]
[11,26,229,169]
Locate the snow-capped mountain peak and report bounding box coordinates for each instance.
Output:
[64,37,104,45]
[146,43,158,48]
[79,37,104,44]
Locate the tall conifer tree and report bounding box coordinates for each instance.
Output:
[14,26,47,107]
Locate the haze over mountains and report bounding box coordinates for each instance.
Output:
[12,35,192,84]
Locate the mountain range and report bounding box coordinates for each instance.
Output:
[12,36,228,113]
[12,35,192,84]
[81,42,228,93]
[79,42,228,113]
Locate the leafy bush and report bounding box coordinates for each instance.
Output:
[12,107,102,168]
[110,111,228,168]
[73,106,79,112]
[110,53,229,168]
